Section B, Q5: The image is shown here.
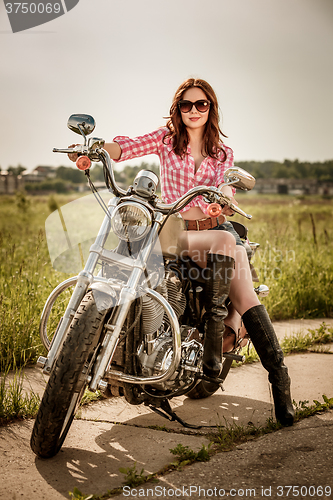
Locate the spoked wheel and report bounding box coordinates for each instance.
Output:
[30,291,110,458]
[185,357,233,399]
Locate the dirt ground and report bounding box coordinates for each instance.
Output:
[1,318,333,500]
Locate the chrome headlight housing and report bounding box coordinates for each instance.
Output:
[110,202,152,241]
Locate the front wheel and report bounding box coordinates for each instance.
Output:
[185,357,232,399]
[30,291,108,458]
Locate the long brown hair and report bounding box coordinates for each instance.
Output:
[164,78,227,161]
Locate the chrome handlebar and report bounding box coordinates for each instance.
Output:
[53,145,252,220]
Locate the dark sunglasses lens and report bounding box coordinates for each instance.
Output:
[179,101,192,113]
[178,100,210,113]
[196,100,210,112]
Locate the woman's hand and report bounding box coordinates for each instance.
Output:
[221,200,237,216]
[67,144,79,162]
[218,183,238,216]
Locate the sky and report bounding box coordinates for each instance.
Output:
[0,0,332,172]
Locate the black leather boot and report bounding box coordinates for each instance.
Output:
[202,254,235,378]
[242,304,295,426]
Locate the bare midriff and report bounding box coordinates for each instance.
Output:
[181,206,226,223]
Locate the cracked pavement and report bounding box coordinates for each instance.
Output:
[1,318,333,499]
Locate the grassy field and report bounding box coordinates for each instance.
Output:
[233,193,333,320]
[0,191,332,371]
[0,193,75,371]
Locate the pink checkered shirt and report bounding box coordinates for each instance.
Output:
[113,127,234,214]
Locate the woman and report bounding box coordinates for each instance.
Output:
[69,78,294,426]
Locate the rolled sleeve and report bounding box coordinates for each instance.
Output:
[113,128,167,163]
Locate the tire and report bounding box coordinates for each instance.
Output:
[30,291,108,458]
[185,357,233,399]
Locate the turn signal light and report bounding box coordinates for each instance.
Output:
[76,156,91,171]
[207,203,222,217]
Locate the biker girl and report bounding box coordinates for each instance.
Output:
[69,78,294,426]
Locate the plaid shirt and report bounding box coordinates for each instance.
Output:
[113,127,234,214]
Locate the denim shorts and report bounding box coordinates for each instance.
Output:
[208,221,245,247]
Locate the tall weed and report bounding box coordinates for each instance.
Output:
[0,368,40,424]
[234,194,333,320]
[0,195,69,370]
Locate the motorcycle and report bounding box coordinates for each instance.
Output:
[30,114,269,458]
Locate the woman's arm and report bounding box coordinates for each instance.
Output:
[68,128,165,163]
[103,142,122,160]
[67,141,121,162]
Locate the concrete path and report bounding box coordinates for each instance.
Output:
[1,319,333,500]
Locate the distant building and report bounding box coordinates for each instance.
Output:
[0,171,23,194]
[22,165,56,184]
[0,165,57,194]
[253,178,333,195]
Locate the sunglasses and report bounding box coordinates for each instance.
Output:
[178,99,211,113]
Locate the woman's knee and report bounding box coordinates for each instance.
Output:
[210,230,236,255]
[234,245,249,262]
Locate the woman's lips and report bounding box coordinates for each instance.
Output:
[189,117,200,121]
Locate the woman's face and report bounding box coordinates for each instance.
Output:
[179,87,210,132]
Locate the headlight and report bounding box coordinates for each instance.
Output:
[111,202,152,241]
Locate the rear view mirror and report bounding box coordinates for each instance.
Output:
[223,167,256,191]
[67,114,96,137]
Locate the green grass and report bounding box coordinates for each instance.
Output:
[234,193,333,320]
[0,192,332,372]
[233,321,333,367]
[0,193,75,371]
[281,321,333,354]
[0,368,40,425]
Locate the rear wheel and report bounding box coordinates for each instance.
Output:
[185,357,232,399]
[30,291,108,458]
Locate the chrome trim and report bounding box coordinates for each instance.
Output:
[40,276,79,351]
[41,272,92,373]
[254,284,270,297]
[40,275,123,353]
[110,201,152,241]
[105,287,182,385]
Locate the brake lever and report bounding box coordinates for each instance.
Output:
[216,191,252,220]
[53,145,88,154]
[229,203,252,220]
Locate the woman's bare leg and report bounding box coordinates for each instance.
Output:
[228,245,261,316]
[183,230,259,316]
[183,229,236,267]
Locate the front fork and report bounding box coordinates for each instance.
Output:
[88,211,182,392]
[38,198,117,374]
[38,208,181,391]
[37,272,92,374]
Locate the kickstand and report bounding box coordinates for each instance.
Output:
[148,399,202,429]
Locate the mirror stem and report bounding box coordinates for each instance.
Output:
[78,124,87,145]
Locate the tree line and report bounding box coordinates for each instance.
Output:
[3,159,333,194]
[236,159,333,182]
[24,162,160,192]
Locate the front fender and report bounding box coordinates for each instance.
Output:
[89,282,117,312]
